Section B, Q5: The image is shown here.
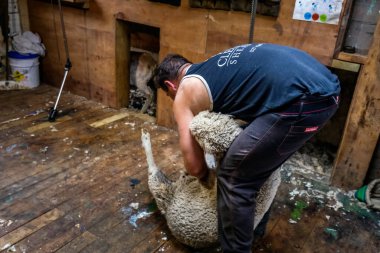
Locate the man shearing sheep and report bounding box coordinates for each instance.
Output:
[153,43,340,253]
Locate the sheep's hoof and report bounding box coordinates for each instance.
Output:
[141,129,150,138]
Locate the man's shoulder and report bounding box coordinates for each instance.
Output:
[176,78,211,114]
[180,76,204,88]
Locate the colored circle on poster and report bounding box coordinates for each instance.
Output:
[312,13,319,21]
[304,12,312,20]
[320,14,327,22]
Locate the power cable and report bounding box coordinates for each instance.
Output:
[248,0,257,43]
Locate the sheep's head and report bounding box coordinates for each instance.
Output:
[189,111,243,155]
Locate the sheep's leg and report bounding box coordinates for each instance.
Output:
[141,129,174,213]
[135,53,156,114]
[140,86,153,114]
[253,168,281,229]
[141,130,172,184]
[141,129,160,174]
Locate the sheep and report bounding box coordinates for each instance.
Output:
[141,111,282,249]
[129,51,157,114]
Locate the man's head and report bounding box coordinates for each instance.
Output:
[153,54,191,97]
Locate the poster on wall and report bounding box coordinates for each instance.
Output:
[293,0,344,24]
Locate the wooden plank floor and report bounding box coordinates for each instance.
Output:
[0,85,379,253]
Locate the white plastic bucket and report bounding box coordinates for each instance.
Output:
[8,51,40,88]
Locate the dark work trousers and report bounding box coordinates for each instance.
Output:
[217,95,339,253]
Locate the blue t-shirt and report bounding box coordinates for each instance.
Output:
[182,43,340,122]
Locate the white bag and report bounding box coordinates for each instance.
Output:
[11,31,46,56]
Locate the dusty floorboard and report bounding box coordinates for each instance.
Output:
[0,85,379,253]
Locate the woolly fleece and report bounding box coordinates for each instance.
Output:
[141,111,281,248]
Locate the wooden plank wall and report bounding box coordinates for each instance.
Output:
[331,20,380,189]
[19,0,30,31]
[27,0,342,128]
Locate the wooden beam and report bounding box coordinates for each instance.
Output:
[331,59,360,73]
[337,52,368,65]
[115,19,130,108]
[24,115,72,133]
[331,19,380,189]
[333,0,353,57]
[18,0,30,31]
[89,112,130,128]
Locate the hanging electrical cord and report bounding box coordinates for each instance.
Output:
[51,0,62,62]
[48,0,72,122]
[4,0,9,83]
[248,0,257,44]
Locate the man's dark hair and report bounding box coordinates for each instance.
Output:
[153,54,191,92]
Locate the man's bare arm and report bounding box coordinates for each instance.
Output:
[173,78,211,179]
